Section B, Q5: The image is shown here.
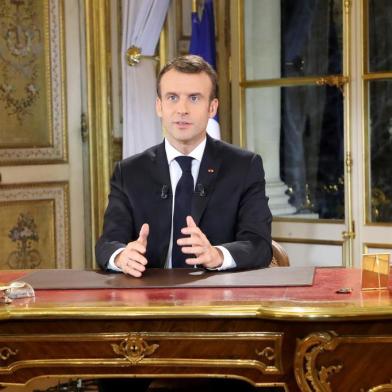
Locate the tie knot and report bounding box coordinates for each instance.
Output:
[175,156,193,173]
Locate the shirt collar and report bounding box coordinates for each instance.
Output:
[165,137,207,164]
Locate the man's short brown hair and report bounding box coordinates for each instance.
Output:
[156,55,218,101]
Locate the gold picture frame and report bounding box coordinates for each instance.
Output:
[0,182,70,269]
[0,0,67,165]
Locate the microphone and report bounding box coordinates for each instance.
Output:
[160,184,169,199]
[196,183,206,197]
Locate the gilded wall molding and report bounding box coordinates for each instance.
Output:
[84,0,112,260]
[344,1,351,15]
[0,0,67,164]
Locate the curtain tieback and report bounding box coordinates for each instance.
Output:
[126,45,159,66]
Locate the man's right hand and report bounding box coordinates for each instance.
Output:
[114,223,149,277]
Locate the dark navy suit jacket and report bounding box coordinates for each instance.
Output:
[95,136,272,270]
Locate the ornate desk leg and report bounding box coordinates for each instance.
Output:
[294,331,342,392]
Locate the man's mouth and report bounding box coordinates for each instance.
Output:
[174,121,191,127]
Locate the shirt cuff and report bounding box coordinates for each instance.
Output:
[209,246,237,271]
[107,247,125,271]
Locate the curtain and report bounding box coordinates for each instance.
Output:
[121,0,170,159]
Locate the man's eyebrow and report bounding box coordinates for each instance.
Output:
[163,92,204,97]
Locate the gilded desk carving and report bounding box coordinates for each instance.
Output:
[366,382,392,392]
[0,268,391,391]
[295,331,342,392]
[255,346,275,362]
[111,334,159,364]
[0,347,18,362]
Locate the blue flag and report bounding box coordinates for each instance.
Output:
[190,0,220,139]
[190,0,216,69]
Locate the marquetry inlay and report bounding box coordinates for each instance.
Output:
[255,346,275,362]
[0,347,18,362]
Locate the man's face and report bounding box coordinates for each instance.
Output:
[156,69,218,152]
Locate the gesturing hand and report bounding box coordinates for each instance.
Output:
[114,223,149,277]
[177,216,223,269]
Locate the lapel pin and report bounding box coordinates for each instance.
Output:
[208,168,214,173]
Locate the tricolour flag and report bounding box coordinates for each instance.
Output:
[189,0,220,140]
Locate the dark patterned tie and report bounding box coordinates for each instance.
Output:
[172,156,194,268]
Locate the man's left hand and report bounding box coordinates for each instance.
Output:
[177,216,223,269]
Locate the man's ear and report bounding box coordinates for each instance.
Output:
[209,98,219,118]
[155,97,162,118]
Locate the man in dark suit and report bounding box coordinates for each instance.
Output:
[96,55,273,391]
[96,54,272,277]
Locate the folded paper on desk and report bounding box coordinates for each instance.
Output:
[15,267,315,289]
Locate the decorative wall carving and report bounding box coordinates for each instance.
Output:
[7,212,41,268]
[0,0,66,164]
[0,182,70,269]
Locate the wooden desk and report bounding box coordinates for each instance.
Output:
[0,268,391,391]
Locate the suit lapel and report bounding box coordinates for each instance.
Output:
[150,141,172,191]
[149,142,172,265]
[192,136,222,225]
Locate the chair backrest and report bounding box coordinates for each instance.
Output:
[269,240,290,267]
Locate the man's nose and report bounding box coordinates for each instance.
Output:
[176,99,188,114]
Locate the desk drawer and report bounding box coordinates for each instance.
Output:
[0,332,284,375]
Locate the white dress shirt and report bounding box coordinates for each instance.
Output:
[108,137,236,271]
